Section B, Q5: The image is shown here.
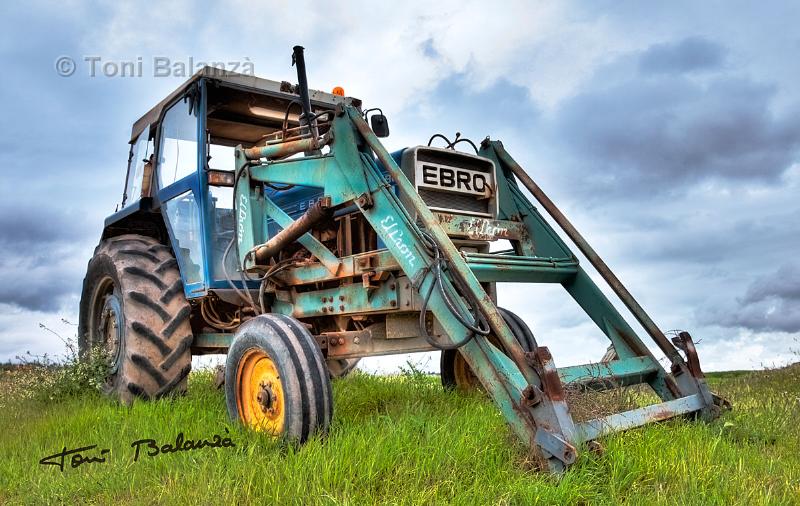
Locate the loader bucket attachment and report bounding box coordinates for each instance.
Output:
[228,99,726,473]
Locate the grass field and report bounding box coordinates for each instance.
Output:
[1,361,799,505]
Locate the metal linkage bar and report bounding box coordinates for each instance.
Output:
[463,252,578,283]
[558,356,659,390]
[576,394,704,442]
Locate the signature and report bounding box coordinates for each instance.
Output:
[39,430,235,472]
[131,430,235,461]
[39,445,110,472]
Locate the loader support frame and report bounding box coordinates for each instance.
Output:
[226,104,721,473]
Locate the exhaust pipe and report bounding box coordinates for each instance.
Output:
[253,198,331,264]
[292,45,319,141]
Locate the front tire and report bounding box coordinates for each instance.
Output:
[78,234,192,404]
[225,314,332,442]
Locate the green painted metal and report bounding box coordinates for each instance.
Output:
[558,356,659,388]
[464,253,578,283]
[192,332,233,348]
[227,103,721,473]
[271,277,399,318]
[273,250,398,286]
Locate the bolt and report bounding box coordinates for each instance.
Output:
[329,306,334,312]
[390,283,395,290]
[339,305,345,311]
[390,300,397,307]
[321,307,328,313]
[338,337,345,346]
[339,295,345,301]
[321,297,326,302]
[353,337,360,345]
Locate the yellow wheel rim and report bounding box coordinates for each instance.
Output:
[453,335,505,391]
[453,352,482,391]
[236,348,285,435]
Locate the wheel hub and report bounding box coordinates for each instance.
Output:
[256,381,276,413]
[97,293,124,374]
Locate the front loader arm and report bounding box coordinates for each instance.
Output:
[231,105,724,473]
[232,105,580,471]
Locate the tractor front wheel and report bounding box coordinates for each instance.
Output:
[78,234,192,404]
[225,314,332,442]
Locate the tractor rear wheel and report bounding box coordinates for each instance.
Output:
[441,308,536,391]
[78,234,192,404]
[225,313,332,442]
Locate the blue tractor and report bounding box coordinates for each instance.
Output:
[79,47,727,472]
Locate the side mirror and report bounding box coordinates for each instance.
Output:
[370,113,390,138]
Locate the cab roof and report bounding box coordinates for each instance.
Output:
[130,66,360,143]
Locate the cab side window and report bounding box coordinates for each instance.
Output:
[123,132,152,206]
[158,97,198,188]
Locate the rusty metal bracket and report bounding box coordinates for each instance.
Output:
[672,331,704,379]
[535,429,577,468]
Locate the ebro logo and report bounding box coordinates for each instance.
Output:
[417,164,490,196]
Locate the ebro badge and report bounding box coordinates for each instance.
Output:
[416,163,491,196]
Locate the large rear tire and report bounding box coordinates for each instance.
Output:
[225,314,332,442]
[78,234,192,404]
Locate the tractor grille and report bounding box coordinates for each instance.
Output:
[402,146,498,218]
[418,188,489,215]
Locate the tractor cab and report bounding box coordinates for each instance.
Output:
[111,67,358,300]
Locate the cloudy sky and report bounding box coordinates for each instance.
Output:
[0,1,798,372]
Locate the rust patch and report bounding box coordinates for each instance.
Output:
[434,212,455,224]
[534,347,566,401]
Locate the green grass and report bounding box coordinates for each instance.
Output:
[1,364,799,505]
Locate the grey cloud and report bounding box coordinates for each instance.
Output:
[0,207,93,248]
[639,37,727,75]
[398,74,541,145]
[742,262,800,304]
[703,262,800,333]
[0,263,80,313]
[555,70,800,196]
[634,214,797,266]
[0,204,95,312]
